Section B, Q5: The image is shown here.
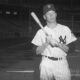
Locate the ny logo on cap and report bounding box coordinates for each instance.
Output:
[47,5,51,8]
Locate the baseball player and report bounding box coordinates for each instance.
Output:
[31,3,77,80]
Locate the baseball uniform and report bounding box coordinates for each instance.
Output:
[31,23,77,80]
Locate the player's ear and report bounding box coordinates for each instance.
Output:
[43,15,46,20]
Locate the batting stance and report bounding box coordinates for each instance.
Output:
[31,3,77,80]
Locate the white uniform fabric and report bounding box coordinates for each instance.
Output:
[31,24,77,80]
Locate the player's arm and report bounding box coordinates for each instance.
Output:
[33,42,49,55]
[57,43,69,53]
[46,35,69,52]
[57,40,77,53]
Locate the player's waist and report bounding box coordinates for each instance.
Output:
[42,55,65,60]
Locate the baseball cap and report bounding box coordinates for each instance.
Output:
[43,4,56,14]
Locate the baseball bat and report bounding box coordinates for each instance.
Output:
[30,12,48,36]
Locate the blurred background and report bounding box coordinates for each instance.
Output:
[0,0,80,80]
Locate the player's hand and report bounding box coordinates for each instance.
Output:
[46,35,52,44]
[46,35,58,47]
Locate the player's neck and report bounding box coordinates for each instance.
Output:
[47,22,57,29]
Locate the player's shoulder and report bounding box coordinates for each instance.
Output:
[58,23,71,31]
[36,28,45,35]
[37,25,47,31]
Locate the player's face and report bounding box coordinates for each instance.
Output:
[44,10,57,23]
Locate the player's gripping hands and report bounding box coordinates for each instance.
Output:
[46,35,59,47]
[36,35,55,55]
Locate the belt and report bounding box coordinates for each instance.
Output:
[44,56,62,60]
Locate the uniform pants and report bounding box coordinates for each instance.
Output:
[39,57,71,80]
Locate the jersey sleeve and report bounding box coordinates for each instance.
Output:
[65,27,77,45]
[31,30,43,46]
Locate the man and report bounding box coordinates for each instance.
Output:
[31,3,77,80]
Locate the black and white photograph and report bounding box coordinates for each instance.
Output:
[0,0,80,80]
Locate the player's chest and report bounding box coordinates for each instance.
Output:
[46,28,67,44]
